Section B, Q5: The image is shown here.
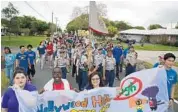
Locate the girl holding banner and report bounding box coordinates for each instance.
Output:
[2,67,37,112]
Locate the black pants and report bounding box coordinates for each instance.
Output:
[27,65,35,79]
[72,64,76,77]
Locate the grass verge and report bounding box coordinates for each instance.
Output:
[97,40,178,51]
[1,36,47,47]
[1,70,9,91]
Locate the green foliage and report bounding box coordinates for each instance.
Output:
[1,2,19,19]
[114,21,132,31]
[1,70,9,91]
[176,23,178,29]
[148,24,163,30]
[133,26,145,30]
[108,25,118,37]
[66,14,88,33]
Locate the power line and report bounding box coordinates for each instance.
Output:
[24,1,47,21]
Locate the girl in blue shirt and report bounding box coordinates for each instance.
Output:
[37,41,46,70]
[1,67,37,112]
[4,47,16,86]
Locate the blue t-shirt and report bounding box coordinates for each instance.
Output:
[112,46,122,64]
[37,46,46,55]
[1,83,37,112]
[26,51,36,65]
[5,54,16,67]
[123,48,129,58]
[153,62,160,68]
[16,52,29,68]
[166,68,178,98]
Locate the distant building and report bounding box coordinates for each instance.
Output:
[1,26,8,36]
[120,29,178,44]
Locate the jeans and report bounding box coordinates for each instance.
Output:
[126,63,136,76]
[61,67,67,79]
[78,68,88,91]
[5,65,14,85]
[105,70,115,87]
[40,54,45,69]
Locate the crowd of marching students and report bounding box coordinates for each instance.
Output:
[1,34,177,112]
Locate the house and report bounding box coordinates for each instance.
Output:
[120,29,178,44]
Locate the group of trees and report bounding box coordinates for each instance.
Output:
[66,3,147,37]
[66,3,178,37]
[1,2,62,38]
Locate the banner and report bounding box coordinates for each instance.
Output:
[89,1,108,34]
[14,68,170,112]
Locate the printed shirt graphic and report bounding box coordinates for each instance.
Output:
[27,51,36,65]
[5,54,16,67]
[16,52,29,68]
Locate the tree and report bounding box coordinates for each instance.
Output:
[10,16,21,36]
[1,2,19,39]
[108,25,118,37]
[133,26,145,30]
[148,24,163,30]
[175,23,178,29]
[115,21,132,31]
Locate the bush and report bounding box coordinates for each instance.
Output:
[174,41,178,47]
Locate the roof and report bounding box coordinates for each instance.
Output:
[120,28,178,36]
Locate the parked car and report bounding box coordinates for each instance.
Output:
[117,36,136,44]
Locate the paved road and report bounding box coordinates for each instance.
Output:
[32,61,124,90]
[1,47,178,111]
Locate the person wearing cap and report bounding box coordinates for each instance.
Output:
[77,49,88,91]
[153,54,164,68]
[54,49,69,79]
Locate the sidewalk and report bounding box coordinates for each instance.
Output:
[137,50,178,73]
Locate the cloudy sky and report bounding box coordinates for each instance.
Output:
[1,1,178,30]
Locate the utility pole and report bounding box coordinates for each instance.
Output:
[51,12,54,35]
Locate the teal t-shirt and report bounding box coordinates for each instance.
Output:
[166,68,178,98]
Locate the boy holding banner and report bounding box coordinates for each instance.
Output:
[162,53,177,108]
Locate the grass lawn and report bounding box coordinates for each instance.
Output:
[175,84,178,100]
[175,62,178,67]
[1,36,47,47]
[134,44,178,51]
[143,61,153,69]
[1,70,9,91]
[97,39,178,51]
